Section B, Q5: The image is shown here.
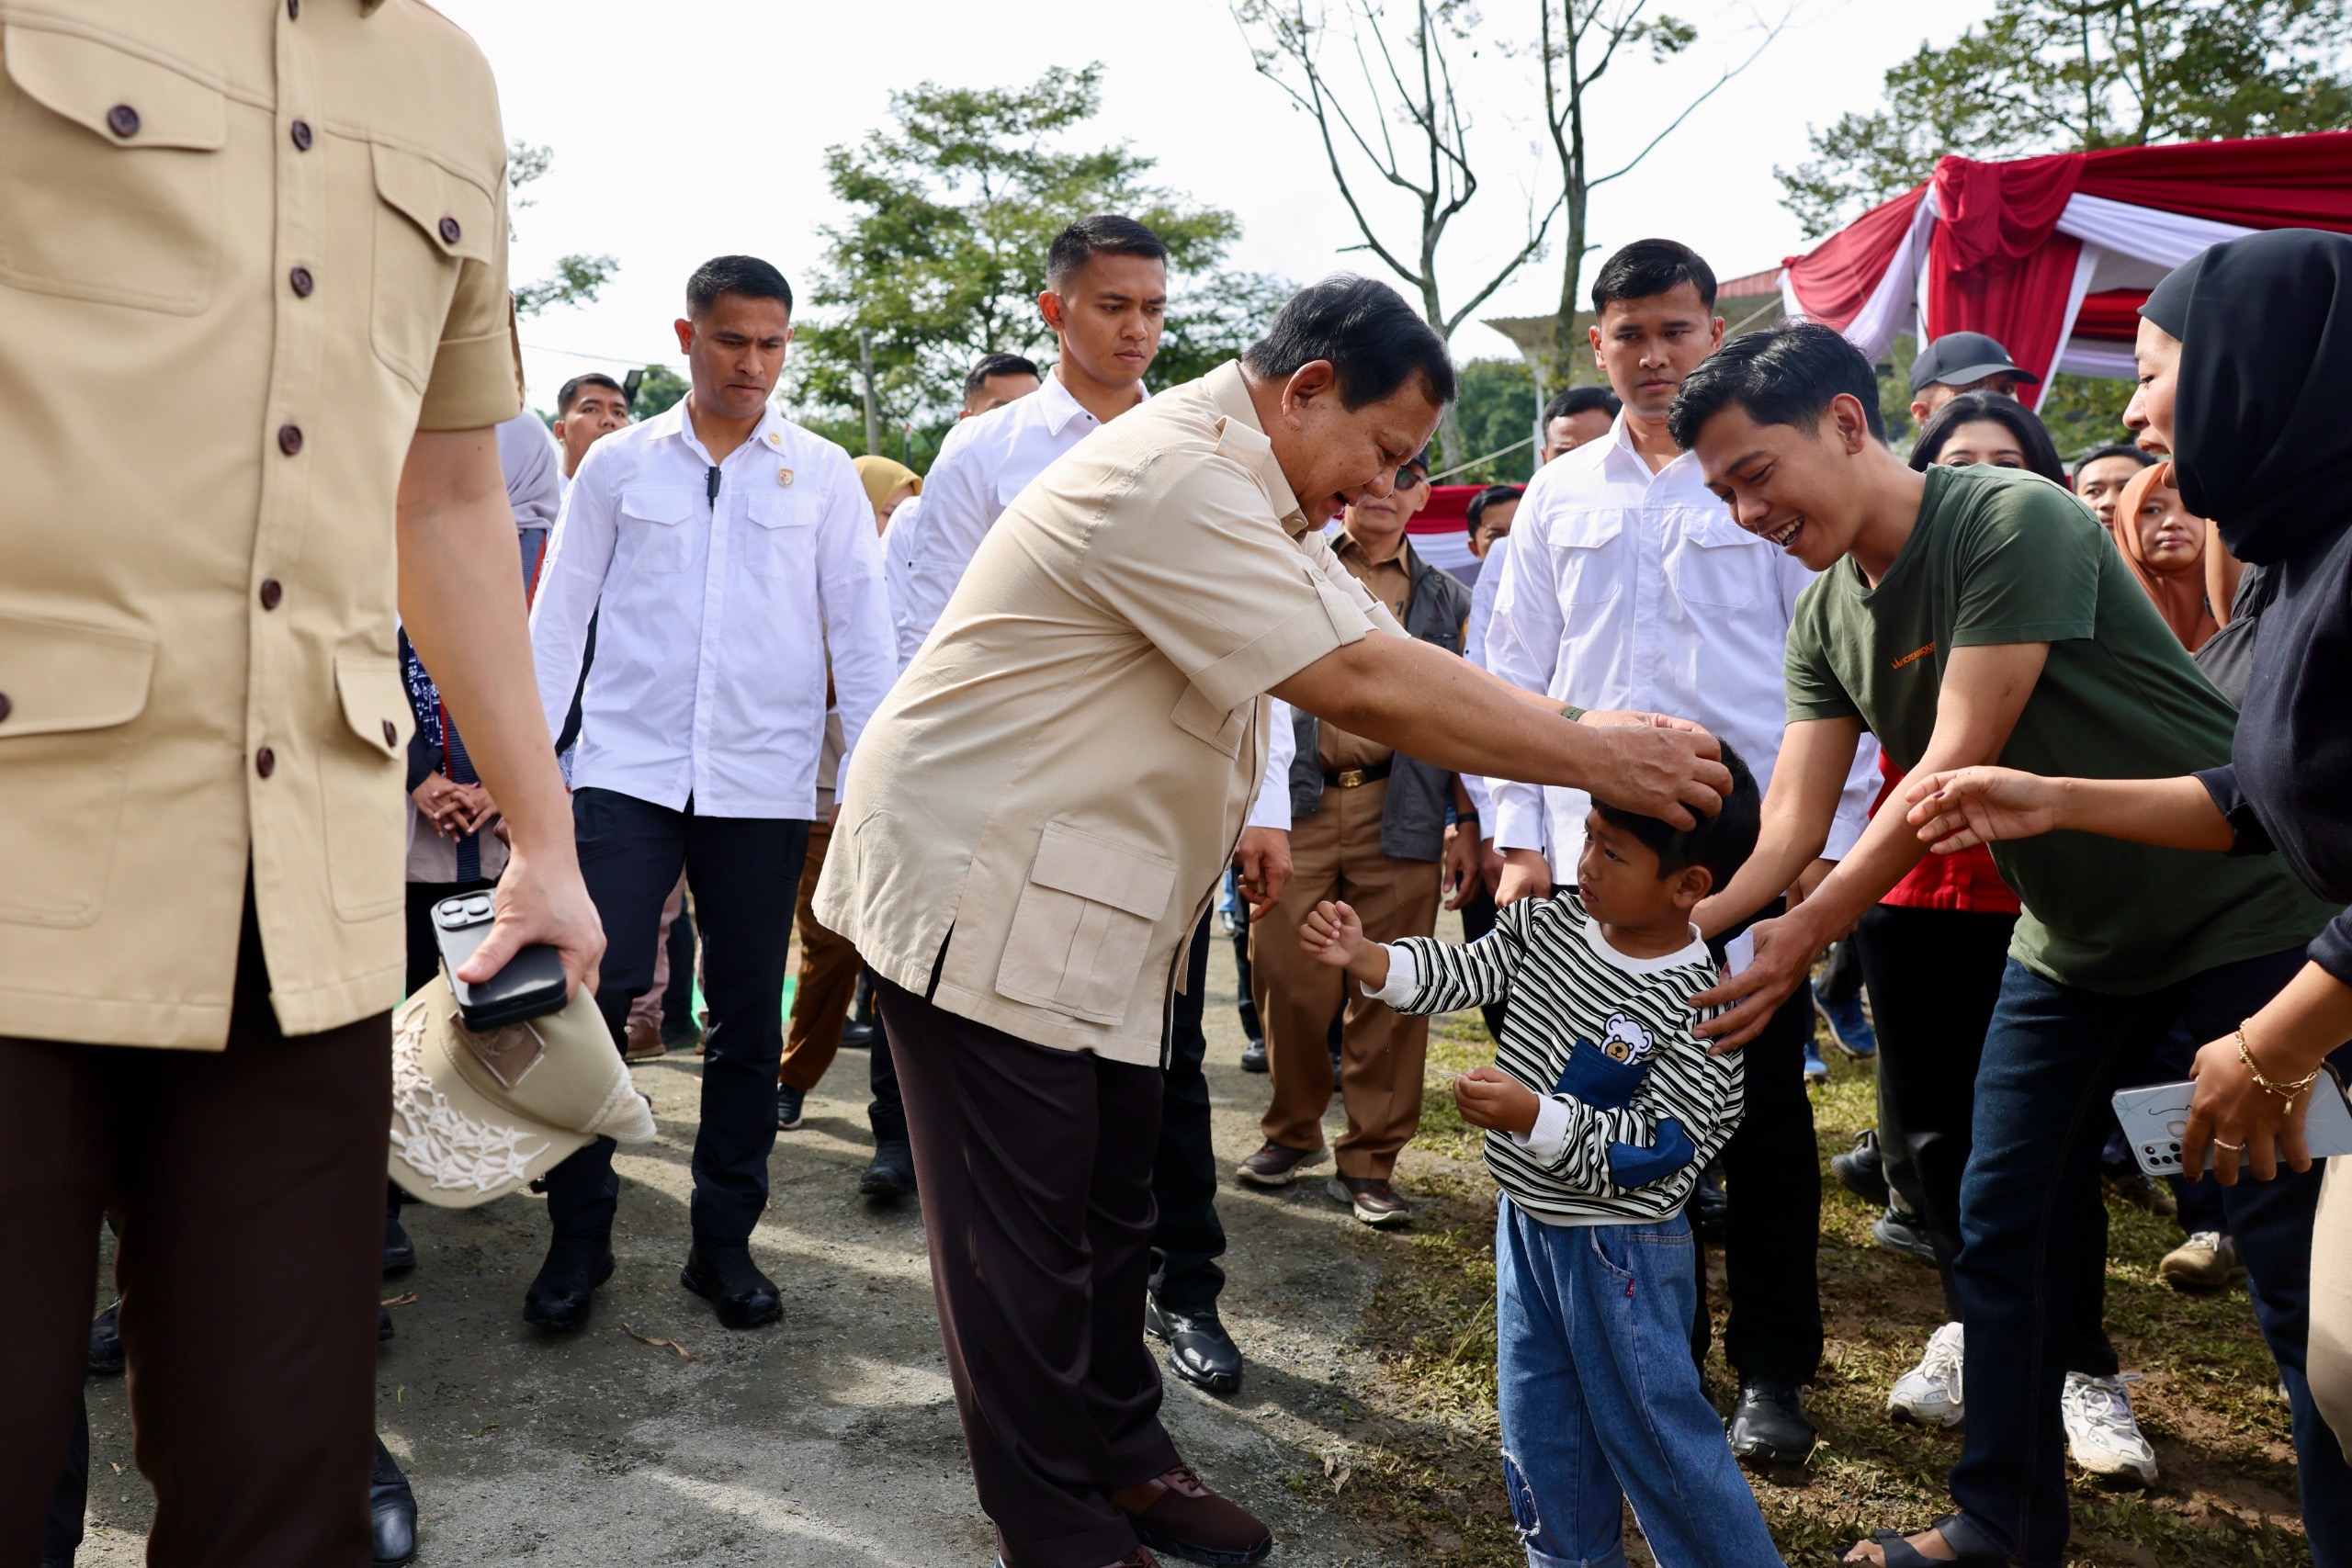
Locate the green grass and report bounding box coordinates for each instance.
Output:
[1331,1008,2314,1566]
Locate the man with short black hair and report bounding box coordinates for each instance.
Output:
[1540,384,1622,462]
[528,254,896,1333]
[552,373,632,480]
[963,352,1044,417]
[1484,239,1877,1467]
[1907,331,2038,427]
[818,273,1728,1568]
[2072,441,2156,531]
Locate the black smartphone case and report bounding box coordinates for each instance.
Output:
[432,897,568,1032]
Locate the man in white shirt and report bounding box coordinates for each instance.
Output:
[883,354,1041,670]
[526,256,896,1333]
[551,373,635,481]
[1484,240,1875,1466]
[884,217,1161,660]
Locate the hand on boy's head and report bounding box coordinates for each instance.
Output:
[1453,1064,1540,1136]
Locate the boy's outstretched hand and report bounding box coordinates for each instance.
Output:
[1453,1064,1540,1137]
[1299,899,1388,989]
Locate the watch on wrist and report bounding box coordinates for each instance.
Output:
[1561,705,1588,724]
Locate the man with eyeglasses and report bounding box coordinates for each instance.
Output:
[1237,448,1473,1229]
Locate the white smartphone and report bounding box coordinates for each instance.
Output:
[2111,1068,2352,1178]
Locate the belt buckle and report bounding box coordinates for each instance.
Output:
[1336,767,1366,789]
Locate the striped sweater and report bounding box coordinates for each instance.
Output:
[1373,889,1742,1225]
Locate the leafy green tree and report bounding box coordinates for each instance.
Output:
[1449,358,1543,484]
[507,140,618,318]
[798,65,1258,462]
[1779,0,2352,237]
[630,364,687,420]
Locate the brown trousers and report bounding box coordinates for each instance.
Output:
[0,897,387,1568]
[1251,776,1442,1179]
[876,979,1176,1568]
[776,819,864,1092]
[624,873,690,1035]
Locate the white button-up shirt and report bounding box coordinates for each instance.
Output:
[879,493,928,670]
[886,370,1148,658]
[1484,414,1875,877]
[530,400,896,819]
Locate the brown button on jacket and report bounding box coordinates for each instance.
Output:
[816,362,1405,1065]
[0,0,520,1048]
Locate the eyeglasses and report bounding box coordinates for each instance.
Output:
[1396,465,1428,489]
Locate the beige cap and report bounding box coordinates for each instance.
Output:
[388,976,657,1209]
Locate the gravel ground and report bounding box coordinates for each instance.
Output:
[77,927,1419,1567]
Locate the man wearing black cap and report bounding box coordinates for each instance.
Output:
[1908,331,2040,427]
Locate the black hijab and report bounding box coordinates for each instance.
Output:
[2141,229,2352,566]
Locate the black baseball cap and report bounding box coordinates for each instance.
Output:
[1908,331,2041,393]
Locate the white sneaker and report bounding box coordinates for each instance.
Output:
[1889,1321,1966,1427]
[2062,1371,2158,1487]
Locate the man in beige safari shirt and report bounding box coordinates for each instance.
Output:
[0,5,602,1563]
[817,276,1726,1568]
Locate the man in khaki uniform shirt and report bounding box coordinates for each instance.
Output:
[0,6,603,1563]
[816,276,1729,1568]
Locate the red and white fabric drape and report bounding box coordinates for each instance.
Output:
[1779,132,2352,407]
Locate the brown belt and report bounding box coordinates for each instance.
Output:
[1322,761,1393,789]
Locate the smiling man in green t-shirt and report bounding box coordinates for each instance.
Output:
[1660,323,2340,1568]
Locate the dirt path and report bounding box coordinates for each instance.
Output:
[78,931,1421,1567]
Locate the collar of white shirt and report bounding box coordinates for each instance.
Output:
[1033,365,1150,439]
[639,395,797,468]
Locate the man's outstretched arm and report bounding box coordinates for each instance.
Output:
[398,427,605,997]
[1271,632,1730,830]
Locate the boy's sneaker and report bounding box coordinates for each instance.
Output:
[2063,1371,2158,1487]
[1888,1321,1965,1427]
[1813,984,1878,1059]
[1803,1040,1830,1084]
[775,1082,805,1132]
[2160,1230,2247,1292]
[1832,1130,1892,1207]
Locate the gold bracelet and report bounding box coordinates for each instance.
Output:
[2235,1025,2324,1108]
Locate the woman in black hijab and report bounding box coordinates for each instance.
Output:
[1905,227,2352,1540]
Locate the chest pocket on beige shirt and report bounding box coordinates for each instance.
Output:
[745,491,816,579]
[996,822,1178,1026]
[369,140,493,393]
[0,26,226,313]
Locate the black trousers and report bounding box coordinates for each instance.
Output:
[661,897,698,1033]
[1693,899,1823,1386]
[1228,908,1261,1049]
[877,979,1178,1568]
[403,876,497,998]
[1456,883,1509,1040]
[1857,904,2112,1370]
[0,892,386,1568]
[1152,917,1227,1314]
[543,788,808,1245]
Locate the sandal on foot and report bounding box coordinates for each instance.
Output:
[1850,1513,2003,1567]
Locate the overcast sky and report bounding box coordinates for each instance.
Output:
[437,0,1996,411]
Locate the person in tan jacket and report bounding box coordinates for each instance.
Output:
[816,275,1728,1568]
[0,6,603,1563]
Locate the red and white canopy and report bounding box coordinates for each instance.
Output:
[1779,132,2352,409]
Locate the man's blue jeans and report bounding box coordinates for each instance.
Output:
[1951,949,2352,1567]
[1495,1198,1783,1568]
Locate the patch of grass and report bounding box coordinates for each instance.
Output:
[1328,1008,2314,1567]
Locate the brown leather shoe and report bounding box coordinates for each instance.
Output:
[1111,1463,1271,1565]
[1235,1141,1323,1188]
[1329,1175,1411,1227]
[995,1552,1159,1568]
[623,1020,666,1063]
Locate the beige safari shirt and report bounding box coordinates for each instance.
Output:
[815,362,1405,1065]
[0,0,520,1049]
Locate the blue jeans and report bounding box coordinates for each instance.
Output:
[1951,950,2352,1567]
[1495,1199,1783,1568]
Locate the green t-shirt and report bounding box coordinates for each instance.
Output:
[1784,464,2329,994]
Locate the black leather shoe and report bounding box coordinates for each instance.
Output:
[1832,1130,1892,1208]
[379,1306,395,1343]
[858,1139,917,1201]
[837,1017,878,1050]
[1238,1038,1267,1073]
[370,1436,417,1566]
[681,1238,783,1329]
[87,1299,124,1376]
[523,1228,615,1332]
[1146,1296,1243,1394]
[383,1207,416,1277]
[1690,1166,1730,1240]
[1727,1377,1816,1467]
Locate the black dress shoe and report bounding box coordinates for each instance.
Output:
[523,1228,615,1332]
[1238,1038,1268,1074]
[383,1209,416,1277]
[1832,1130,1892,1208]
[858,1139,917,1201]
[838,1017,878,1051]
[1146,1297,1243,1394]
[379,1306,395,1343]
[1690,1167,1730,1240]
[1727,1377,1816,1467]
[681,1238,782,1329]
[370,1436,417,1566]
[87,1300,124,1377]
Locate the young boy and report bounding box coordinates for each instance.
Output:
[1299,747,1783,1568]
